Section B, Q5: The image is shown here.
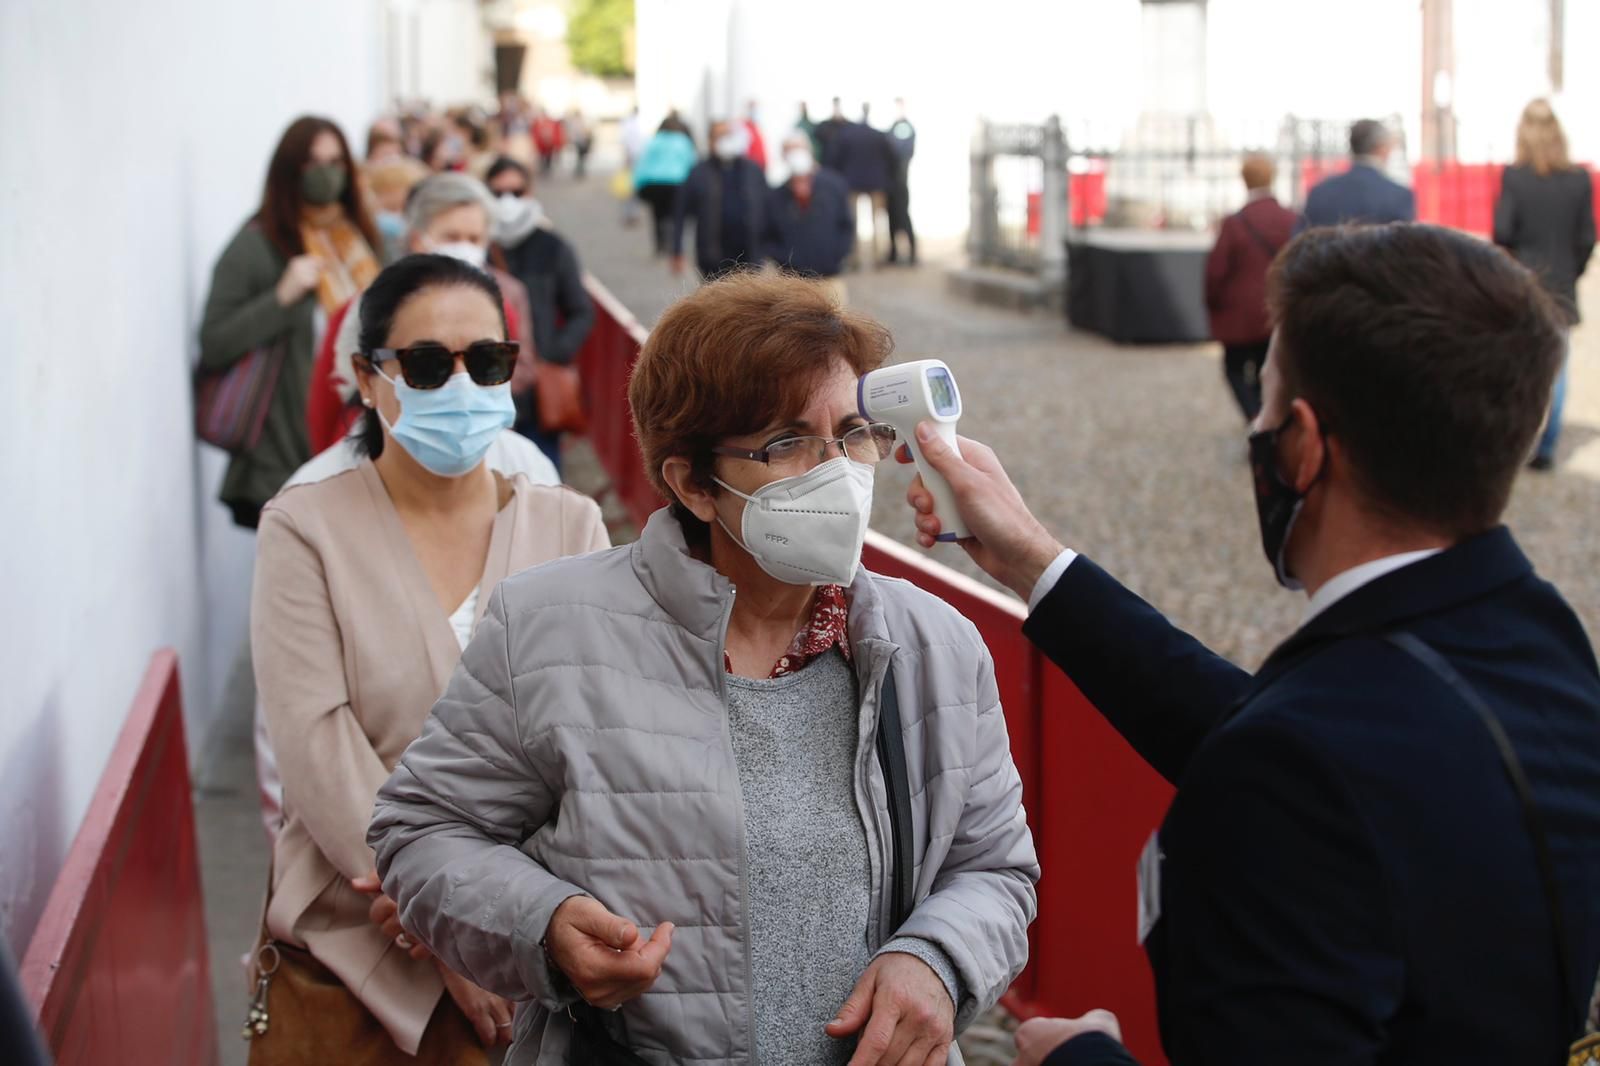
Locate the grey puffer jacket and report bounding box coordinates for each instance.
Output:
[368,509,1039,1065]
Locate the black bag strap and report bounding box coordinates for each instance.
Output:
[1237,208,1286,259]
[1383,631,1581,1036]
[876,663,916,932]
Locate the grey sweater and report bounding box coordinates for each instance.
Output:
[726,650,962,1063]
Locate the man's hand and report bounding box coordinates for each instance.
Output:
[899,422,1065,601]
[825,952,955,1066]
[438,962,515,1047]
[669,254,687,276]
[1012,1011,1124,1066]
[351,873,431,961]
[544,895,674,1010]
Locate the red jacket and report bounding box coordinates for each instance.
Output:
[1204,196,1298,345]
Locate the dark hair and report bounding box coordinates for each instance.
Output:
[629,271,893,539]
[1349,119,1388,157]
[353,254,508,458]
[484,156,532,187]
[1267,224,1565,537]
[256,116,380,259]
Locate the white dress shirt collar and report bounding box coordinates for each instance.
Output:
[1302,550,1442,624]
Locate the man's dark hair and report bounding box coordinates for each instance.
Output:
[353,254,507,459]
[1267,224,1564,538]
[1349,119,1388,157]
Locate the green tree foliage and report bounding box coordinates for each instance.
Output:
[567,0,634,78]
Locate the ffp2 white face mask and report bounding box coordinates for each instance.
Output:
[714,456,874,586]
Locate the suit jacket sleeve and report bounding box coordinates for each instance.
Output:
[1022,556,1251,783]
[546,241,594,366]
[1044,1032,1142,1066]
[1157,713,1401,1065]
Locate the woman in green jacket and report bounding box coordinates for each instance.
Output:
[199,115,381,528]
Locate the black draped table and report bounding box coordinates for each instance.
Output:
[1066,229,1214,344]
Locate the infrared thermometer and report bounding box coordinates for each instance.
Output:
[858,359,970,542]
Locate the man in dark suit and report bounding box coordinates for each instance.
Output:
[670,118,769,280]
[1206,153,1299,419]
[899,225,1600,1065]
[1300,119,1415,229]
[761,131,855,284]
[824,105,895,269]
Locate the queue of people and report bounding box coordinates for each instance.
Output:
[197,92,1598,1066]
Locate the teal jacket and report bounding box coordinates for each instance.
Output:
[632,130,697,189]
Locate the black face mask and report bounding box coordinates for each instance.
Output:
[1248,411,1322,590]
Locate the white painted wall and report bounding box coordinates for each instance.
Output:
[0,0,404,955]
[388,0,496,105]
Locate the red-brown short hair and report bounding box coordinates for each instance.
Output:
[629,270,894,535]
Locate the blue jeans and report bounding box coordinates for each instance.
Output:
[1536,344,1570,462]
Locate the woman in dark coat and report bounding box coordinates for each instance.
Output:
[1494,99,1596,470]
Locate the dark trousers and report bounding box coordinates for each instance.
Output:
[1222,341,1269,421]
[887,163,916,262]
[636,184,677,254]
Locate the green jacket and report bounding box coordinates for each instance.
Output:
[198,221,317,524]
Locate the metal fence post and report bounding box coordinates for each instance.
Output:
[1039,114,1067,291]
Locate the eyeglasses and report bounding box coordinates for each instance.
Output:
[713,422,897,472]
[364,341,519,390]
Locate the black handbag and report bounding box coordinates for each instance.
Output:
[564,664,916,1063]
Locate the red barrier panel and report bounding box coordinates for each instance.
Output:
[19,650,217,1066]
[573,280,1175,1063]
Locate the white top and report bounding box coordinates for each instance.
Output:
[449,587,480,651]
[282,429,560,490]
[1027,547,1443,622]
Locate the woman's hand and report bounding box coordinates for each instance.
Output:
[1012,1011,1124,1066]
[351,873,432,961]
[544,895,674,1009]
[275,253,323,307]
[438,962,515,1047]
[825,953,955,1066]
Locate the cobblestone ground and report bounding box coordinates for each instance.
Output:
[536,169,1600,1063]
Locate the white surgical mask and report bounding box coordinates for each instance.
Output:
[425,239,487,270]
[492,193,543,245]
[714,457,874,586]
[714,127,749,161]
[785,148,816,177]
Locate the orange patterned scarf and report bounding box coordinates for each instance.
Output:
[299,213,380,315]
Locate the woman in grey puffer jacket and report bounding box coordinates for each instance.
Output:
[369,272,1039,1065]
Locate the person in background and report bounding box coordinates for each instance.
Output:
[250,255,608,1065]
[672,118,768,280]
[366,119,404,165]
[901,225,1600,1066]
[762,130,855,301]
[795,101,820,159]
[825,105,894,269]
[1205,153,1298,421]
[200,115,381,529]
[1300,119,1414,229]
[420,126,465,174]
[531,108,564,174]
[485,157,595,473]
[1495,98,1596,471]
[366,158,430,264]
[632,114,697,255]
[564,109,593,178]
[367,271,1037,1064]
[813,96,848,164]
[307,173,536,457]
[886,97,918,266]
[742,98,768,170]
[619,105,647,226]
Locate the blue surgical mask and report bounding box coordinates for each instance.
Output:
[377,370,514,477]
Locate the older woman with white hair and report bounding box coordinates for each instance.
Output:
[307,172,538,455]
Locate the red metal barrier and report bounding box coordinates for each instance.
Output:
[574,278,1175,1063]
[20,650,217,1066]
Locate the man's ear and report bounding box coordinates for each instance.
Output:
[1286,396,1326,493]
[662,457,718,523]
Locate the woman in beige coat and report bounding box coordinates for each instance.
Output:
[249,254,608,1064]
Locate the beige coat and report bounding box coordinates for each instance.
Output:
[251,459,609,1054]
